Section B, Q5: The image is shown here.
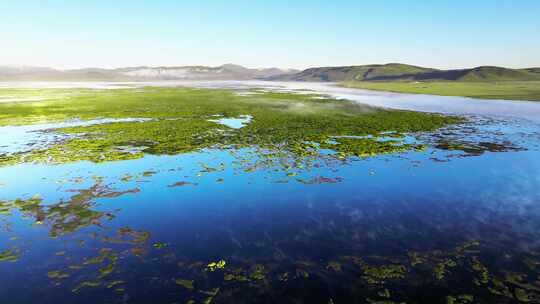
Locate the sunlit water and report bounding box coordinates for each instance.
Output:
[1,82,540,303]
[3,80,540,122]
[208,115,252,129]
[0,118,152,154]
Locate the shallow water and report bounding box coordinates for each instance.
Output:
[208,115,252,129]
[1,84,540,303]
[3,80,540,122]
[0,118,152,154]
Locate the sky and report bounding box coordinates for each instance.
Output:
[1,0,539,70]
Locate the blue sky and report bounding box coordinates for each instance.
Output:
[1,0,539,69]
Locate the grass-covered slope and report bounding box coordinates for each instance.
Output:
[272,63,540,101]
[273,63,435,82]
[343,81,540,101]
[411,66,540,82]
[274,64,540,83]
[0,87,459,166]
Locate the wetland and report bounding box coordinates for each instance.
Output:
[1,82,540,303]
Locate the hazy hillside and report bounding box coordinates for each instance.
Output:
[0,64,298,81]
[271,64,540,82]
[271,63,435,82]
[3,63,538,82]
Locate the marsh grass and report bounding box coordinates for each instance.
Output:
[0,87,460,166]
[342,81,540,101]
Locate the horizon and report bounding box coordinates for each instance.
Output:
[3,62,540,72]
[1,1,539,70]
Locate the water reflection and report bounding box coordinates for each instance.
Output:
[1,115,540,303]
[0,118,152,154]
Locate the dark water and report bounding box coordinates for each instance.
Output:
[1,113,540,303]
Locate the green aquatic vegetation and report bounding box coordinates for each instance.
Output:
[0,200,11,215]
[0,184,140,257]
[83,248,119,273]
[377,289,391,298]
[408,251,426,266]
[98,262,115,278]
[47,270,70,279]
[199,162,223,173]
[120,174,134,182]
[277,272,289,282]
[319,137,426,158]
[446,294,474,304]
[0,87,460,168]
[404,241,482,284]
[103,227,151,259]
[0,246,21,262]
[298,176,343,184]
[326,261,342,272]
[361,263,407,284]
[487,277,514,298]
[0,183,139,238]
[206,260,226,272]
[72,280,102,293]
[84,249,109,264]
[142,170,157,177]
[504,272,540,293]
[112,226,151,245]
[223,272,249,282]
[453,240,480,256]
[13,195,43,216]
[471,257,490,285]
[223,267,250,282]
[434,140,522,157]
[249,264,267,281]
[153,242,169,249]
[201,287,220,304]
[106,280,125,289]
[175,279,195,290]
[169,181,198,187]
[434,259,457,280]
[515,288,532,302]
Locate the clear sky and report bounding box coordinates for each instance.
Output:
[1,0,539,70]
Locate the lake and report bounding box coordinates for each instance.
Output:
[1,82,540,303]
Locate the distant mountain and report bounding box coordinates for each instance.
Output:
[270,63,436,82]
[524,67,540,74]
[2,63,538,82]
[0,64,298,81]
[411,66,540,82]
[269,64,540,82]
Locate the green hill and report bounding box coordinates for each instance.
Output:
[274,63,435,82]
[273,64,540,82]
[414,66,540,82]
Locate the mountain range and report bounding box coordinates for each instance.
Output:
[0,64,298,81]
[1,63,539,82]
[270,63,540,82]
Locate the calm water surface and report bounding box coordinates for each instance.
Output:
[1,83,540,303]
